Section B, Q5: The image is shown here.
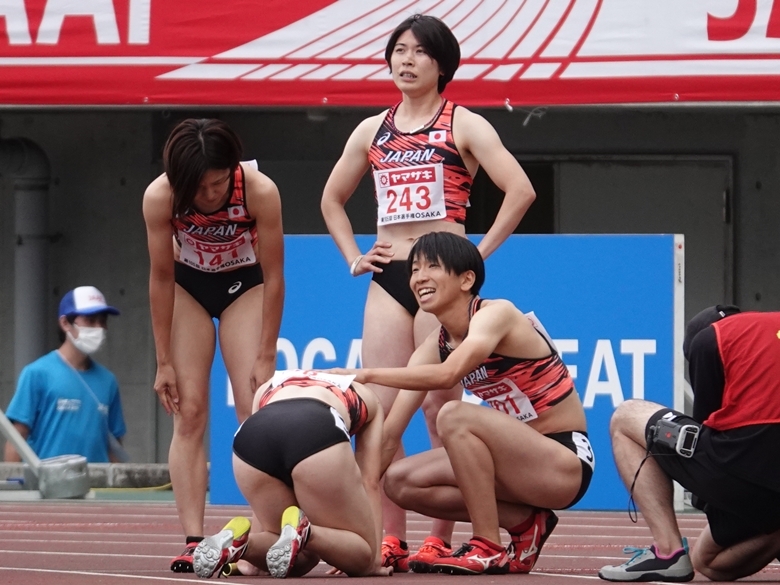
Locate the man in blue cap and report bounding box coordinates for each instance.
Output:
[4,286,127,463]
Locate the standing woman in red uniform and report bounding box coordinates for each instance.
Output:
[321,13,536,570]
[143,118,285,572]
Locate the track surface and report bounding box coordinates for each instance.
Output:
[0,501,778,584]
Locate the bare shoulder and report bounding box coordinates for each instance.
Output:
[452,104,489,128]
[453,106,497,139]
[477,298,519,314]
[474,299,527,327]
[359,110,389,133]
[349,111,388,147]
[242,162,280,200]
[143,172,171,202]
[142,173,172,219]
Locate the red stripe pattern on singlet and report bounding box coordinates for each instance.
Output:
[170,165,258,272]
[439,298,574,418]
[368,100,473,225]
[257,377,369,435]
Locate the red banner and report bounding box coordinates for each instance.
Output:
[2,0,780,107]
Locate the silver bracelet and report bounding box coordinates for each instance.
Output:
[349,254,364,276]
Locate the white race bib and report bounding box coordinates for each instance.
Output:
[179,231,256,273]
[374,163,446,226]
[477,378,539,422]
[270,369,355,391]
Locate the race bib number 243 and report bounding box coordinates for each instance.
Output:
[374,163,446,226]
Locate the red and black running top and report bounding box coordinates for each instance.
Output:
[171,164,258,273]
[439,297,574,420]
[369,100,472,225]
[257,376,370,435]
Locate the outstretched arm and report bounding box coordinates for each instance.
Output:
[380,389,424,476]
[357,302,517,391]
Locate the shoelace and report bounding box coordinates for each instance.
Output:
[418,542,448,555]
[621,546,650,565]
[381,542,407,558]
[450,543,475,558]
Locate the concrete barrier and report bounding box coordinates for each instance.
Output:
[0,462,170,489]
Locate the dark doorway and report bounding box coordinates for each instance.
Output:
[465,161,554,235]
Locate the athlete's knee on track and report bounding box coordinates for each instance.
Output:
[690,540,752,582]
[693,558,737,582]
[344,541,375,576]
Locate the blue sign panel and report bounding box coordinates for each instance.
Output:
[210,234,678,510]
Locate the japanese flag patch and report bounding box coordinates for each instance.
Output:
[228,205,246,219]
[428,130,446,143]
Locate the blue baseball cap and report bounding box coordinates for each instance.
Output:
[59,286,120,318]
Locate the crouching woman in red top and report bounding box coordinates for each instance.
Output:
[332,231,594,575]
[191,370,392,579]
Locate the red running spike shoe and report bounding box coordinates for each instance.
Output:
[408,536,452,573]
[171,541,197,573]
[508,508,559,573]
[433,537,509,575]
[381,535,409,572]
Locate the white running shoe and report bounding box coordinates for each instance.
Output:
[192,517,251,579]
[599,539,694,582]
[266,506,311,578]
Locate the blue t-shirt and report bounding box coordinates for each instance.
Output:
[6,351,126,463]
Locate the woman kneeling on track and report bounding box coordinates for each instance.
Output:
[332,231,595,575]
[191,370,392,579]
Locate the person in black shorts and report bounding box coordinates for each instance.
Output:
[320,14,536,570]
[331,232,592,575]
[190,371,391,579]
[143,118,285,572]
[600,305,780,582]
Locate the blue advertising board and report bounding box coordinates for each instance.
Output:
[210,234,681,510]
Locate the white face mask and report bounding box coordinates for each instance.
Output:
[67,325,106,355]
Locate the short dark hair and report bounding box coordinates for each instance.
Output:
[407,232,484,295]
[163,118,243,217]
[57,314,77,344]
[384,14,461,94]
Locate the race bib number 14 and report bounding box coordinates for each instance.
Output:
[179,231,256,273]
[374,163,446,226]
